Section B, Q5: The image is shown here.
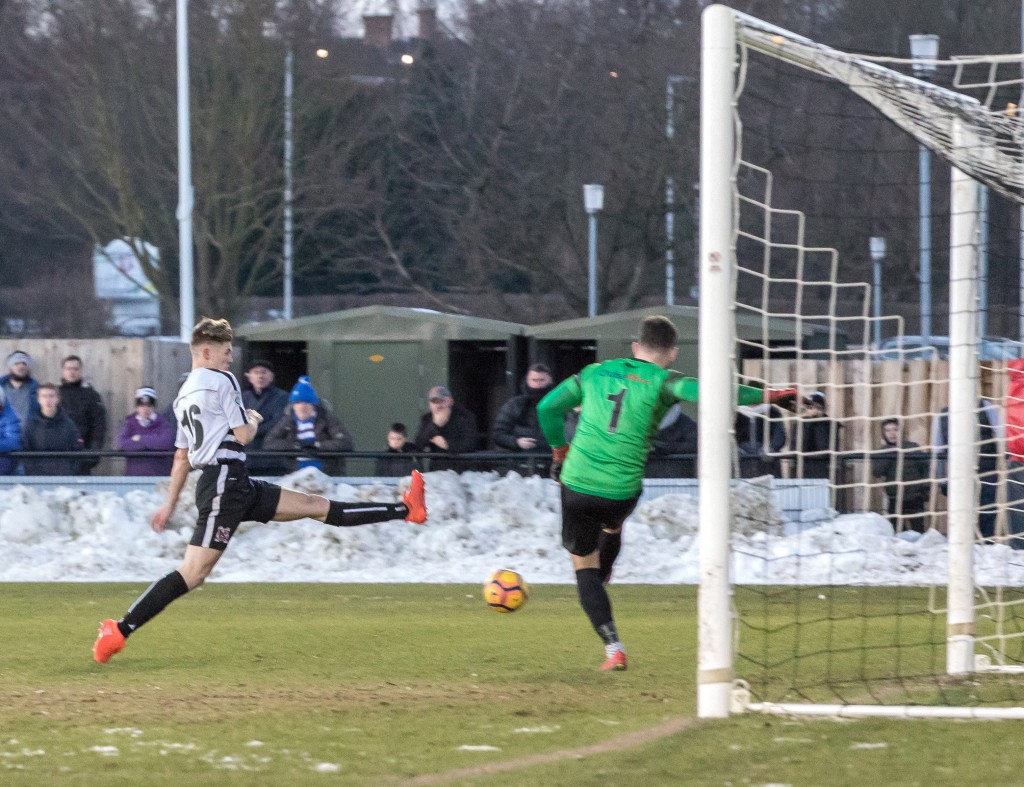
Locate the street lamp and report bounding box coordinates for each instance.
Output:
[583,184,604,318]
[909,33,938,347]
[869,236,886,348]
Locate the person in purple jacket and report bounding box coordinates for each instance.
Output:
[0,388,21,475]
[116,387,175,476]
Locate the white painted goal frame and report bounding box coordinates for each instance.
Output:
[697,4,1024,720]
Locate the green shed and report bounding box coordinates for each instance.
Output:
[235,306,527,456]
[524,305,845,412]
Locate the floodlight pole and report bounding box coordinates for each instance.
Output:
[176,0,194,341]
[910,33,939,348]
[583,184,604,318]
[283,48,294,321]
[870,237,886,348]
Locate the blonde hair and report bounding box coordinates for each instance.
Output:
[190,317,234,348]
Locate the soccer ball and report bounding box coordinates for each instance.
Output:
[483,569,528,613]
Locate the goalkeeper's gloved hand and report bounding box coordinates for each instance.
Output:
[550,445,570,483]
[765,387,799,410]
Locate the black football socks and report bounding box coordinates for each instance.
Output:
[325,500,408,527]
[118,570,190,638]
[576,567,617,643]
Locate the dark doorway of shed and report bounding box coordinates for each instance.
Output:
[243,341,308,392]
[534,340,598,384]
[448,341,514,450]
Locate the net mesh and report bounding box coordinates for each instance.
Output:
[723,11,1024,709]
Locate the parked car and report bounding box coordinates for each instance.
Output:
[876,335,1024,361]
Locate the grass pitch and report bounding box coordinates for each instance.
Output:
[0,583,1020,785]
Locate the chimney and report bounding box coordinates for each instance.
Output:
[363,14,393,49]
[417,7,437,40]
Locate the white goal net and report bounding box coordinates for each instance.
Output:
[698,4,1024,719]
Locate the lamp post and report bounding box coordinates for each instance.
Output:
[665,74,689,306]
[869,236,886,348]
[583,184,604,318]
[283,48,294,321]
[176,0,194,341]
[910,33,938,347]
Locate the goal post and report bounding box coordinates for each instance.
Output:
[698,4,1024,719]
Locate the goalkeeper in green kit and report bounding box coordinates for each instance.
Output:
[537,315,792,671]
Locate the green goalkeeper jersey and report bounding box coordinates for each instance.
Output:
[537,359,763,500]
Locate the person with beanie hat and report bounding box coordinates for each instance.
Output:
[264,376,354,474]
[0,350,40,426]
[116,387,175,476]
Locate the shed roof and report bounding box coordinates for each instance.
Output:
[235,305,527,342]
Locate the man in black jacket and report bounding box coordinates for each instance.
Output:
[790,391,842,479]
[415,385,479,471]
[58,355,106,475]
[242,359,290,474]
[23,383,84,476]
[491,364,553,474]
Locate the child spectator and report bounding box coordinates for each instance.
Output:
[375,422,419,477]
[116,387,175,476]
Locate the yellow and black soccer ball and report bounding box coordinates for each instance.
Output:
[483,569,528,613]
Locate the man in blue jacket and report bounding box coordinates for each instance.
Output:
[0,389,21,475]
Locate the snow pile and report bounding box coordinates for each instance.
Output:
[1,469,1024,585]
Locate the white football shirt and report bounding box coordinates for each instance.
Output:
[173,368,250,468]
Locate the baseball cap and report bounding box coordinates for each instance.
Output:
[428,385,452,401]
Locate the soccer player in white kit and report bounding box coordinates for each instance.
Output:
[93,317,427,663]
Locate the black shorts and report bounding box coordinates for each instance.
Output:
[560,486,640,557]
[191,461,282,551]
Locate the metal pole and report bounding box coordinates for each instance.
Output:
[978,183,988,340]
[176,0,194,341]
[588,212,598,317]
[698,3,736,719]
[283,49,294,321]
[947,121,978,676]
[919,142,931,345]
[665,76,684,306]
[873,258,882,348]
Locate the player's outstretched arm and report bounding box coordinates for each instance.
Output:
[150,448,191,533]
[537,376,583,449]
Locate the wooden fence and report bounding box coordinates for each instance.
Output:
[0,338,190,472]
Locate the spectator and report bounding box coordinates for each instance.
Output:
[375,422,419,477]
[734,387,788,478]
[59,354,107,475]
[242,359,290,475]
[646,404,698,478]
[492,363,554,452]
[116,387,175,476]
[933,398,1001,540]
[0,389,21,475]
[790,392,843,479]
[22,383,83,476]
[414,385,479,471]
[0,350,40,426]
[871,417,931,533]
[264,376,354,475]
